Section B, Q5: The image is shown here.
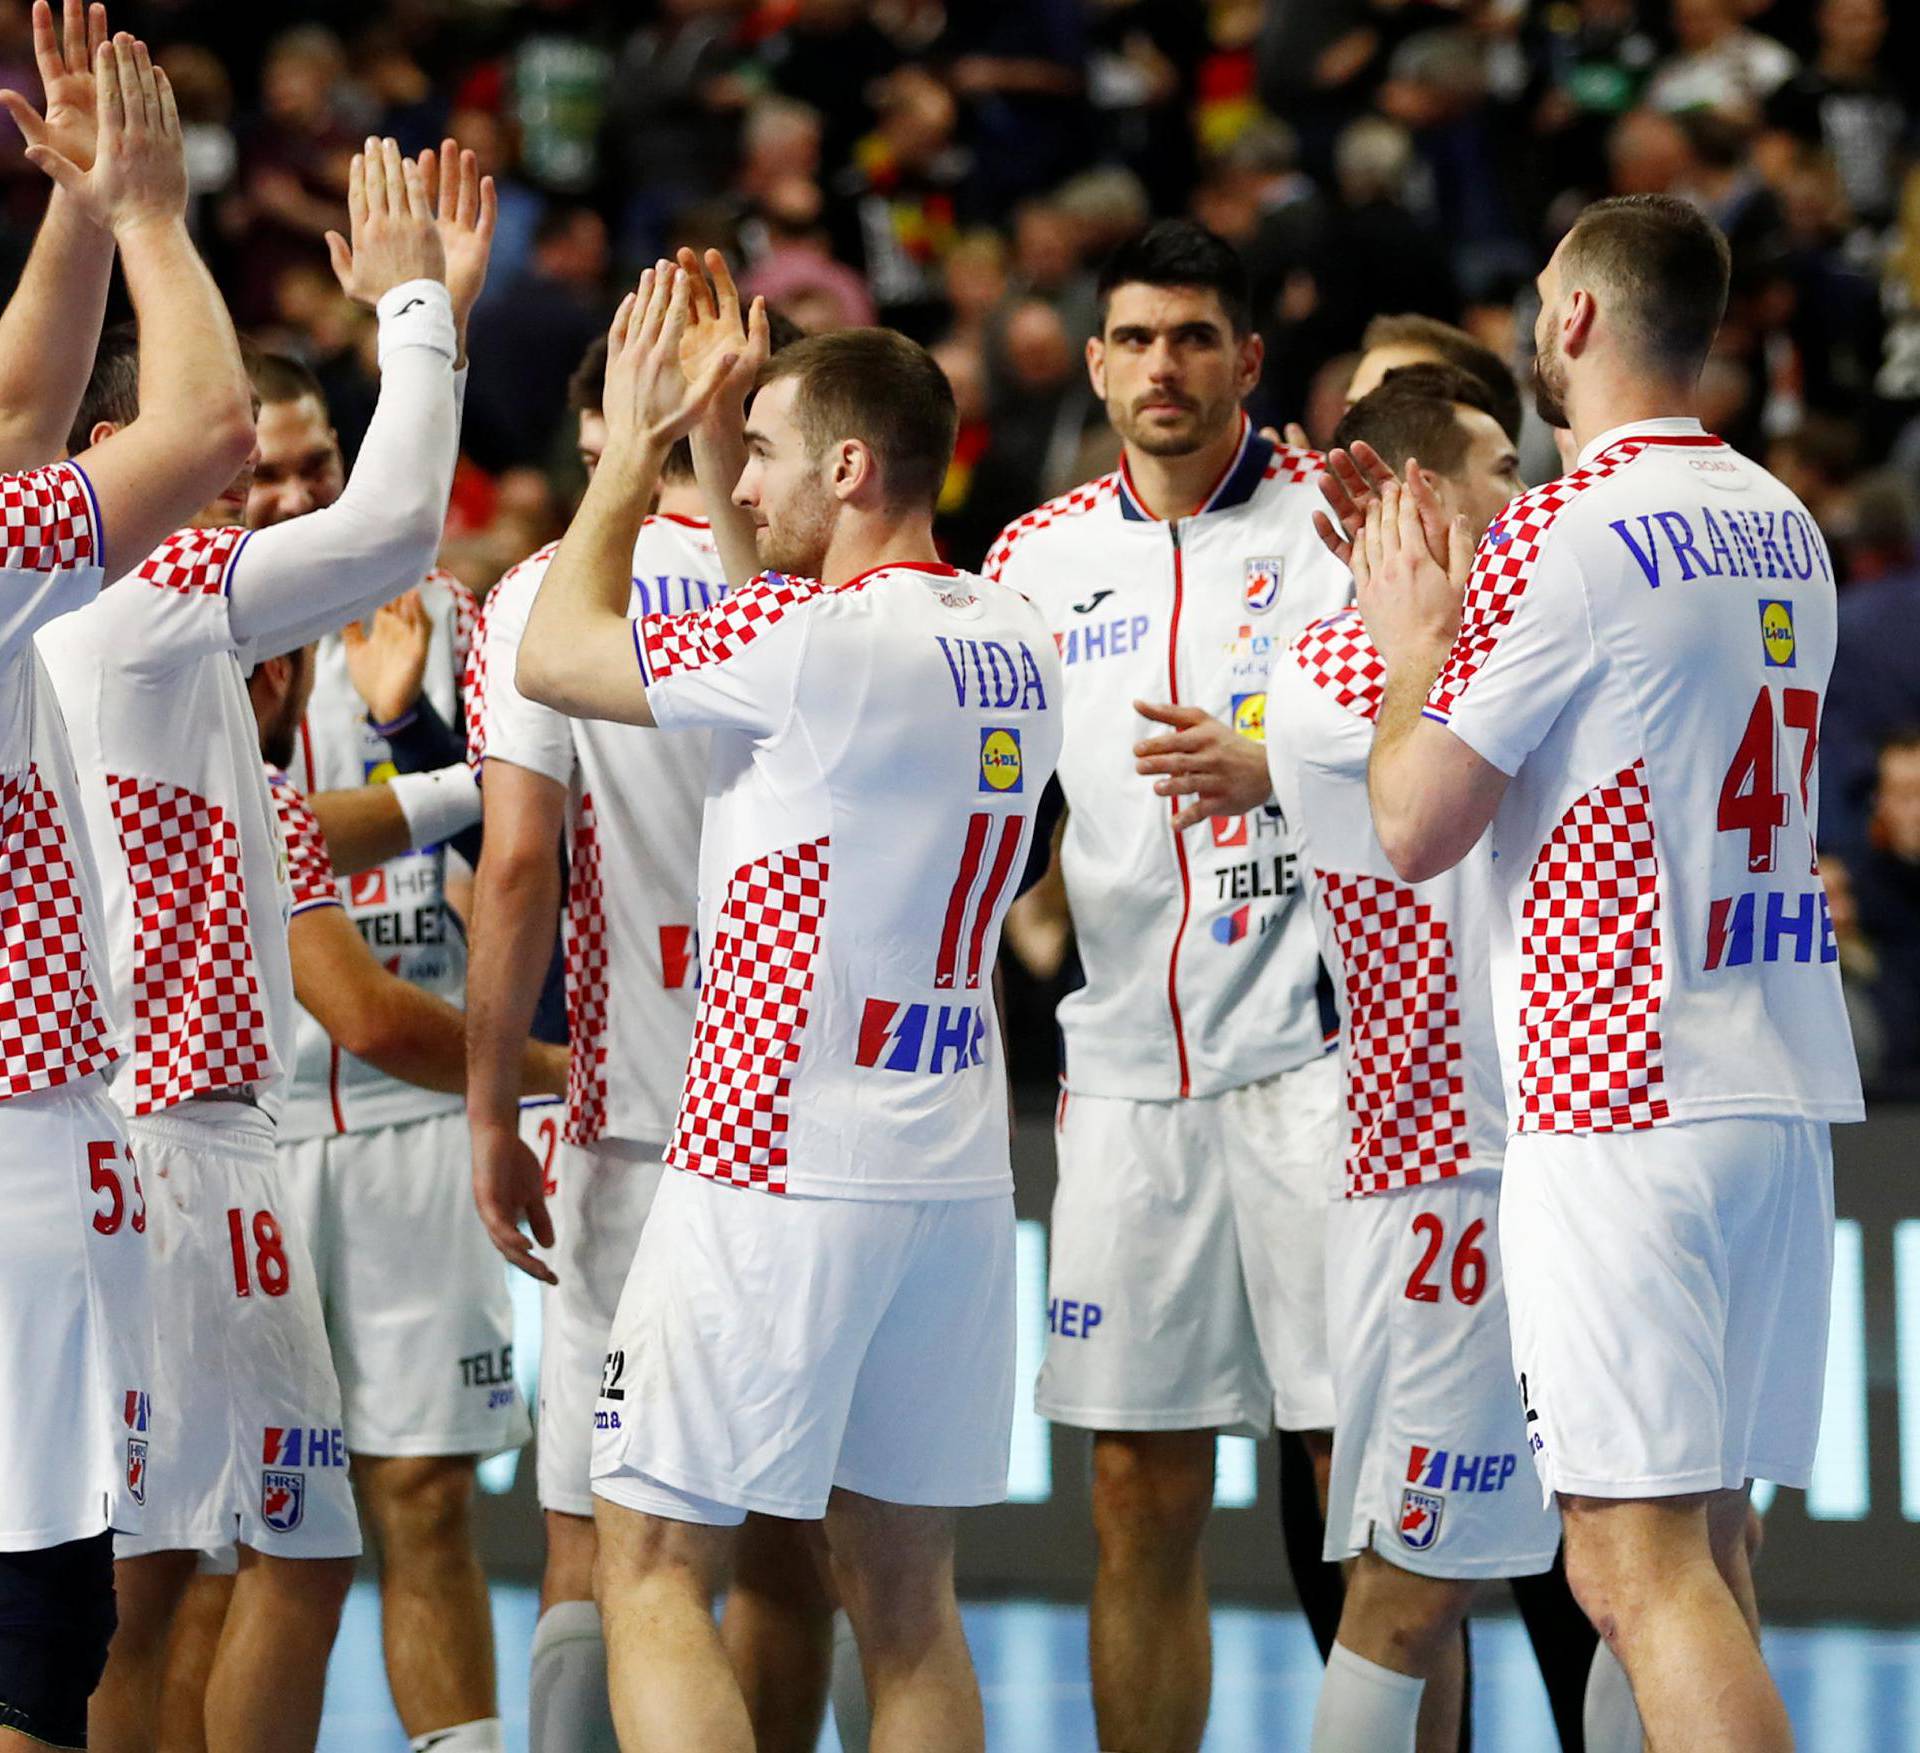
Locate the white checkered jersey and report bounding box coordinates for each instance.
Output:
[0,462,120,1101]
[984,416,1351,1100]
[266,767,344,917]
[36,525,299,1121]
[1268,609,1506,1198]
[633,560,1063,1198]
[468,517,719,1148]
[1424,418,1863,1132]
[279,569,476,1142]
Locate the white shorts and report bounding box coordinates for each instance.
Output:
[1036,1054,1339,1436]
[1324,1172,1559,1579]
[1501,1117,1833,1502]
[0,1078,152,1550]
[537,1136,663,1517]
[280,1109,530,1458]
[592,1172,1015,1524]
[116,1103,360,1560]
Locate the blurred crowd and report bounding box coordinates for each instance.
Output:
[2,0,1918,1089]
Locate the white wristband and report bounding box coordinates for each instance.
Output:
[388,763,481,849]
[375,279,457,369]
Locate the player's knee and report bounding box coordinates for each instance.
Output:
[362,1455,478,1557]
[0,1533,117,1745]
[1346,1553,1472,1662]
[1091,1432,1215,1557]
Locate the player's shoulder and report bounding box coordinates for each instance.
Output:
[0,459,99,574]
[481,539,564,626]
[984,472,1123,584]
[419,563,478,614]
[1256,441,1324,493]
[1286,606,1384,722]
[130,523,248,595]
[635,511,720,565]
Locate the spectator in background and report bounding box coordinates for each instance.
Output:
[1853,732,1920,1087]
[1765,0,1906,230]
[465,205,609,472]
[1529,0,1662,201]
[448,104,545,295]
[1319,115,1458,344]
[1606,104,1695,198]
[1768,412,1863,539]
[354,23,448,158]
[1820,852,1888,1089]
[1084,0,1203,216]
[941,229,1010,349]
[738,174,878,332]
[1009,196,1098,343]
[230,25,356,325]
[158,43,237,247]
[755,0,904,177]
[1647,0,1797,118]
[941,0,1090,211]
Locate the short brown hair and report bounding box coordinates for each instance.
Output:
[1358,313,1521,442]
[754,328,957,513]
[1558,194,1731,378]
[247,349,327,410]
[1331,363,1499,481]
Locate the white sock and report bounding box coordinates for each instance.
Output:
[828,1608,872,1753]
[1583,1640,1644,1753]
[1310,1640,1425,1753]
[409,1719,504,1753]
[530,1599,619,1753]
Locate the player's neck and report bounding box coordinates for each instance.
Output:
[1567,367,1701,460]
[1121,413,1248,522]
[818,511,942,588]
[653,478,707,520]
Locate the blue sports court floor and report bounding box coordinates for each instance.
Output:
[316,1581,1920,1750]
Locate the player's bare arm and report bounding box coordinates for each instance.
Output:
[42,31,252,570]
[302,767,479,876]
[467,760,568,1284]
[1133,699,1274,832]
[678,245,771,590]
[1360,476,1508,883]
[0,2,118,470]
[520,265,734,724]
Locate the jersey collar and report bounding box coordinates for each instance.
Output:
[1117,412,1274,522]
[1575,415,1720,470]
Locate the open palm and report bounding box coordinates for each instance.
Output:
[674,246,768,412]
[36,0,107,170]
[418,136,496,333]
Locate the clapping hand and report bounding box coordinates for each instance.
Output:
[325,137,446,308]
[417,136,496,350]
[342,589,432,727]
[600,263,743,461]
[1352,472,1473,672]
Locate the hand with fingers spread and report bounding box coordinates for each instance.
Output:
[1310,439,1401,568]
[342,588,432,727]
[1133,699,1275,832]
[9,30,186,234]
[325,136,446,308]
[674,245,769,423]
[1352,476,1474,674]
[602,264,741,461]
[417,136,496,346]
[0,1,108,180]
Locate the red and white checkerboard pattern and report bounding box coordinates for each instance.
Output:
[435,567,479,680]
[982,475,1120,583]
[0,767,116,1098]
[1263,443,1323,489]
[1293,608,1386,722]
[466,544,559,770]
[1427,439,1650,723]
[562,791,609,1147]
[108,775,272,1113]
[0,463,96,572]
[266,770,341,915]
[133,524,247,598]
[666,838,828,1194]
[637,571,830,685]
[1517,759,1669,1132]
[1318,871,1469,1196]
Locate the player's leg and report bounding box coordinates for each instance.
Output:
[1278,1429,1345,1660]
[823,1493,981,1753]
[1508,1552,1607,1752]
[1313,1553,1472,1753]
[1560,1492,1789,1751]
[317,1113,526,1747]
[723,1515,834,1753]
[593,1496,750,1751]
[1037,1089,1264,1753]
[0,1536,119,1753]
[530,1511,614,1753]
[155,1562,235,1753]
[355,1454,499,1748]
[1088,1429,1217,1753]
[202,1547,353,1753]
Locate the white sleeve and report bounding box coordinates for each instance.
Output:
[471,554,574,785]
[0,461,104,663]
[228,281,459,660]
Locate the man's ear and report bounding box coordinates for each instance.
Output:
[1237,328,1266,403]
[88,420,119,450]
[832,438,876,503]
[1086,334,1106,400]
[1563,288,1598,359]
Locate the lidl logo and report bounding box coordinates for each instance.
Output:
[1244,557,1282,613]
[362,757,398,786]
[1231,691,1266,743]
[979,726,1023,793]
[1760,599,1795,667]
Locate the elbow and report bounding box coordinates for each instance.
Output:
[1374,805,1450,886]
[331,990,406,1066]
[203,394,257,478]
[515,639,563,712]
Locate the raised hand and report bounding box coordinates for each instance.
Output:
[342,588,432,726]
[324,137,446,308]
[1353,478,1473,672]
[674,245,769,420]
[6,32,186,234]
[603,264,741,458]
[1132,699,1275,832]
[0,1,109,177]
[417,137,496,337]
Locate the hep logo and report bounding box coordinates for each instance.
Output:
[123,1390,151,1432]
[1405,1445,1519,1492]
[855,998,986,1073]
[1406,1445,1449,1488]
[262,1426,347,1468]
[348,869,387,907]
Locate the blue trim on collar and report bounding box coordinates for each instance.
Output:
[1115,418,1273,522]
